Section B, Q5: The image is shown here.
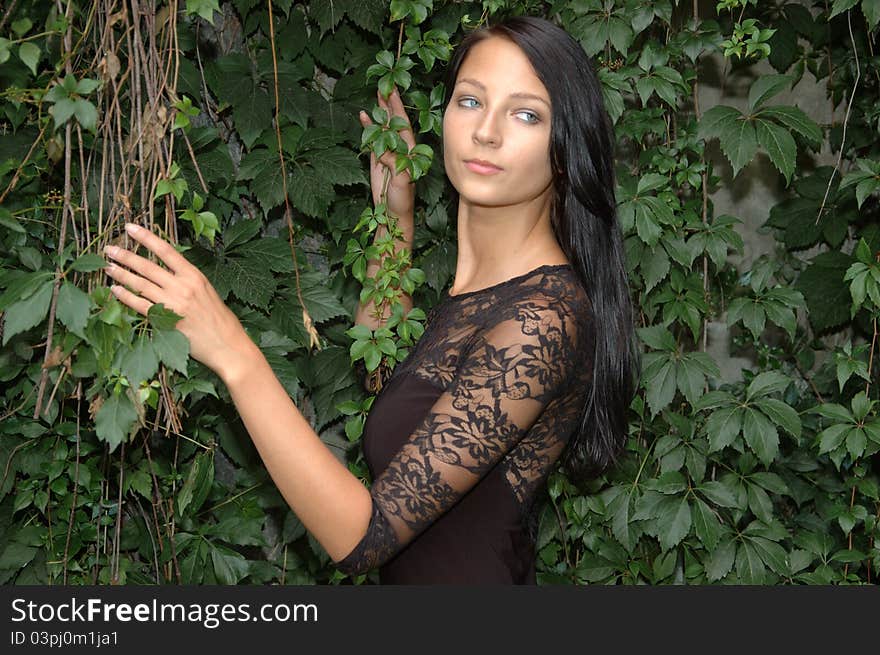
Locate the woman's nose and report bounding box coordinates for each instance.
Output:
[473,111,501,146]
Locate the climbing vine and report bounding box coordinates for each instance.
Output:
[0,0,878,585]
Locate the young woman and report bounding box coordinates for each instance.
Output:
[103,15,639,584]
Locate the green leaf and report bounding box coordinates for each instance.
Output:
[152,329,190,376]
[656,497,692,550]
[147,303,184,330]
[749,536,789,576]
[121,335,160,386]
[177,451,214,516]
[753,397,801,438]
[0,542,38,570]
[71,252,108,272]
[642,356,676,416]
[742,407,780,466]
[748,74,792,112]
[698,105,741,140]
[719,117,758,176]
[755,118,796,185]
[210,544,249,584]
[73,99,98,133]
[17,42,40,76]
[642,245,670,293]
[758,105,822,146]
[735,541,766,584]
[95,391,138,452]
[637,325,676,351]
[2,279,53,346]
[746,371,791,400]
[692,498,722,550]
[862,0,880,29]
[233,238,294,273]
[226,255,276,309]
[845,427,867,459]
[817,424,850,455]
[794,251,853,333]
[186,0,221,25]
[697,480,740,508]
[829,0,861,20]
[57,281,91,338]
[705,406,743,452]
[705,539,736,581]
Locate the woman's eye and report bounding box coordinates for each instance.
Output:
[458,97,479,108]
[516,111,540,124]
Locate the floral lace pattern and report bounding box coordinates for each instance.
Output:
[336,264,594,575]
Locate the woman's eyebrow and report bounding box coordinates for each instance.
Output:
[457,77,550,108]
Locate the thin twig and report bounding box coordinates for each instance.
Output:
[816,9,860,225]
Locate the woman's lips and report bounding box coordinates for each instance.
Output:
[464,160,503,175]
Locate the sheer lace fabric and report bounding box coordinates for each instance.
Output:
[336,264,594,581]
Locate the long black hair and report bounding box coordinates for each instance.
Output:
[441,16,641,482]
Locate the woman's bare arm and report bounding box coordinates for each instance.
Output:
[217,337,373,563]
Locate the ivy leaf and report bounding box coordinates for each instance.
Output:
[692,498,722,551]
[309,147,368,186]
[719,117,758,177]
[2,279,53,346]
[829,0,861,20]
[755,118,796,185]
[238,148,285,213]
[642,245,670,293]
[186,0,221,23]
[697,480,740,508]
[121,335,160,386]
[222,219,262,250]
[177,451,214,516]
[656,496,691,550]
[698,105,741,140]
[17,42,40,75]
[705,539,736,582]
[743,407,780,466]
[758,105,822,146]
[152,328,190,376]
[147,303,184,330]
[73,99,98,133]
[210,544,250,584]
[747,74,792,112]
[705,406,743,452]
[71,252,108,272]
[290,165,335,217]
[745,371,791,400]
[95,391,138,452]
[233,238,294,273]
[226,255,276,309]
[57,281,91,338]
[753,397,802,439]
[735,541,766,584]
[641,353,676,417]
[794,251,852,333]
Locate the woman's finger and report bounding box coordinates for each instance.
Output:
[388,88,416,148]
[109,283,153,316]
[103,243,175,289]
[120,223,193,275]
[103,262,165,304]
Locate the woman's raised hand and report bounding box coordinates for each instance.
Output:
[358,85,416,225]
[103,223,254,382]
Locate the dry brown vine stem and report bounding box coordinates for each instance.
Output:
[267,0,321,353]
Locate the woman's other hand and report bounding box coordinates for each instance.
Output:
[358,85,416,223]
[103,223,255,381]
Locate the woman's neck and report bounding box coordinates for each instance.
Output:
[449,197,568,296]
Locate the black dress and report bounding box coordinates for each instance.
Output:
[335,263,594,584]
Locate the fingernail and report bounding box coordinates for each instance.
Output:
[104,245,119,257]
[124,222,139,234]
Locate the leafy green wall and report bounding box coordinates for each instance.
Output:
[0,0,879,584]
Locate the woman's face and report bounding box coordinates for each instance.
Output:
[442,35,553,209]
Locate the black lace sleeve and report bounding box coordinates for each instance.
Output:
[333,299,581,575]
